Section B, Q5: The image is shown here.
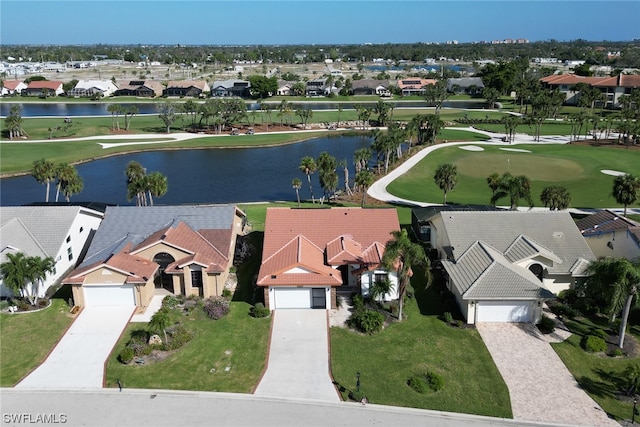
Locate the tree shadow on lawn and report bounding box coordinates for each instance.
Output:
[578,374,619,401]
[232,231,264,305]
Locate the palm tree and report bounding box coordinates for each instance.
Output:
[125,161,147,206]
[292,178,302,207]
[338,159,353,196]
[490,172,534,210]
[60,171,83,202]
[585,258,640,348]
[145,171,168,206]
[123,105,138,130]
[107,104,119,130]
[486,173,501,199]
[369,277,393,305]
[353,148,372,174]
[149,307,171,345]
[381,229,431,322]
[54,163,76,202]
[433,163,458,205]
[540,185,572,210]
[0,252,31,303]
[299,156,317,203]
[31,158,56,202]
[27,256,55,306]
[612,174,640,217]
[355,170,374,207]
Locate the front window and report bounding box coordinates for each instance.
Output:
[375,273,388,284]
[67,247,73,261]
[191,270,203,287]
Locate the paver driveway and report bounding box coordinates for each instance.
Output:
[477,323,618,427]
[254,309,340,402]
[16,306,134,389]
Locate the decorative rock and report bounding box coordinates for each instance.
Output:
[148,334,163,345]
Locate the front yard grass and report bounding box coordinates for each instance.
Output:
[330,283,512,418]
[105,301,270,392]
[0,298,73,386]
[551,314,640,422]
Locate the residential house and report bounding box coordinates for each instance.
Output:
[1,80,27,96]
[277,80,293,96]
[416,209,595,324]
[67,80,118,98]
[0,206,105,298]
[351,79,391,96]
[540,74,640,109]
[257,208,401,310]
[396,78,437,96]
[62,205,245,311]
[210,80,250,97]
[305,78,328,96]
[22,80,64,97]
[576,210,640,261]
[113,80,164,97]
[446,77,484,95]
[162,80,210,97]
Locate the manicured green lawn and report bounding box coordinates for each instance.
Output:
[387,144,640,209]
[105,301,270,392]
[0,299,73,387]
[330,283,512,418]
[552,315,640,422]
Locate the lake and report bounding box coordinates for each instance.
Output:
[0,135,373,206]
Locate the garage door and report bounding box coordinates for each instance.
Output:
[84,285,135,306]
[476,301,532,323]
[273,288,311,309]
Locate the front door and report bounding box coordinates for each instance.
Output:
[311,288,326,309]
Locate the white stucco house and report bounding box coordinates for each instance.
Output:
[413,209,596,324]
[576,210,640,261]
[67,80,118,98]
[0,206,105,298]
[257,208,401,310]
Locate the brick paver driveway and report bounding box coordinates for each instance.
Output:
[477,322,618,427]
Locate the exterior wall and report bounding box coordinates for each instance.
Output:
[204,272,225,298]
[71,284,84,307]
[136,279,155,310]
[264,288,270,310]
[585,230,640,261]
[360,269,399,301]
[331,287,337,309]
[83,268,128,286]
[542,273,573,295]
[429,216,448,259]
[134,243,190,262]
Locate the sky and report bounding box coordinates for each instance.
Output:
[1,0,638,46]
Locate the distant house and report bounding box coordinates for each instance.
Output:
[22,80,64,97]
[446,77,484,95]
[277,80,293,96]
[63,205,245,310]
[396,78,436,96]
[539,74,640,109]
[113,80,164,97]
[305,78,328,96]
[210,80,250,97]
[1,80,27,96]
[162,80,210,97]
[576,210,640,261]
[67,80,118,98]
[351,79,391,96]
[0,206,104,298]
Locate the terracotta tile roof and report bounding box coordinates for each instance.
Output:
[26,80,63,90]
[396,78,437,89]
[540,74,640,89]
[3,80,23,90]
[258,208,400,287]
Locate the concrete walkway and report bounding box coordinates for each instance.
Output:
[131,294,166,322]
[254,309,340,402]
[477,322,619,427]
[16,306,134,389]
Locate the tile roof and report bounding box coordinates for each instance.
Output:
[576,210,640,235]
[540,74,640,89]
[397,78,437,89]
[165,80,209,90]
[258,208,400,287]
[3,80,24,90]
[26,80,63,90]
[438,211,595,275]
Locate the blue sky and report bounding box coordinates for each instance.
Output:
[1,1,638,45]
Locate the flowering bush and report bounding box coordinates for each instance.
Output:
[203,297,230,320]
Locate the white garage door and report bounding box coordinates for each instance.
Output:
[273,288,312,309]
[476,301,532,323]
[84,285,135,306]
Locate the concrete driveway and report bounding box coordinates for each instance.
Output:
[477,322,618,427]
[16,306,134,389]
[254,309,340,402]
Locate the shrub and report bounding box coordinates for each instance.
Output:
[161,295,182,309]
[165,325,193,350]
[349,309,385,334]
[537,315,556,334]
[251,302,270,318]
[589,328,609,340]
[119,347,134,364]
[203,297,230,320]
[222,288,232,298]
[352,294,364,312]
[128,330,151,356]
[581,335,607,353]
[407,375,428,394]
[455,320,464,328]
[609,348,625,357]
[0,300,10,311]
[38,299,49,308]
[426,371,445,392]
[17,300,31,311]
[443,312,453,324]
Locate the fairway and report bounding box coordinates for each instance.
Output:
[386,143,640,209]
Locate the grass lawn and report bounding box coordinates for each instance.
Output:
[0,298,73,387]
[105,301,270,392]
[387,143,640,209]
[551,313,640,422]
[330,281,512,418]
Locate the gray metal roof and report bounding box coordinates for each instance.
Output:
[440,211,595,275]
[0,206,88,258]
[82,205,238,266]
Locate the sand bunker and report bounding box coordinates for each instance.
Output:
[459,145,484,152]
[601,169,628,176]
[500,148,532,153]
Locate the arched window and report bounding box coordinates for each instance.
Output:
[528,263,544,281]
[153,252,175,291]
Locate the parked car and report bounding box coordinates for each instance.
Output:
[246,128,255,135]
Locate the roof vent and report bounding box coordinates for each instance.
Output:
[271,275,277,279]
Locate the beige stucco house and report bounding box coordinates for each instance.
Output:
[576,210,640,261]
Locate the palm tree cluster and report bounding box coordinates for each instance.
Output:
[612,173,640,217]
[31,159,83,202]
[5,105,26,139]
[488,172,534,210]
[433,163,458,205]
[0,252,55,306]
[125,161,168,206]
